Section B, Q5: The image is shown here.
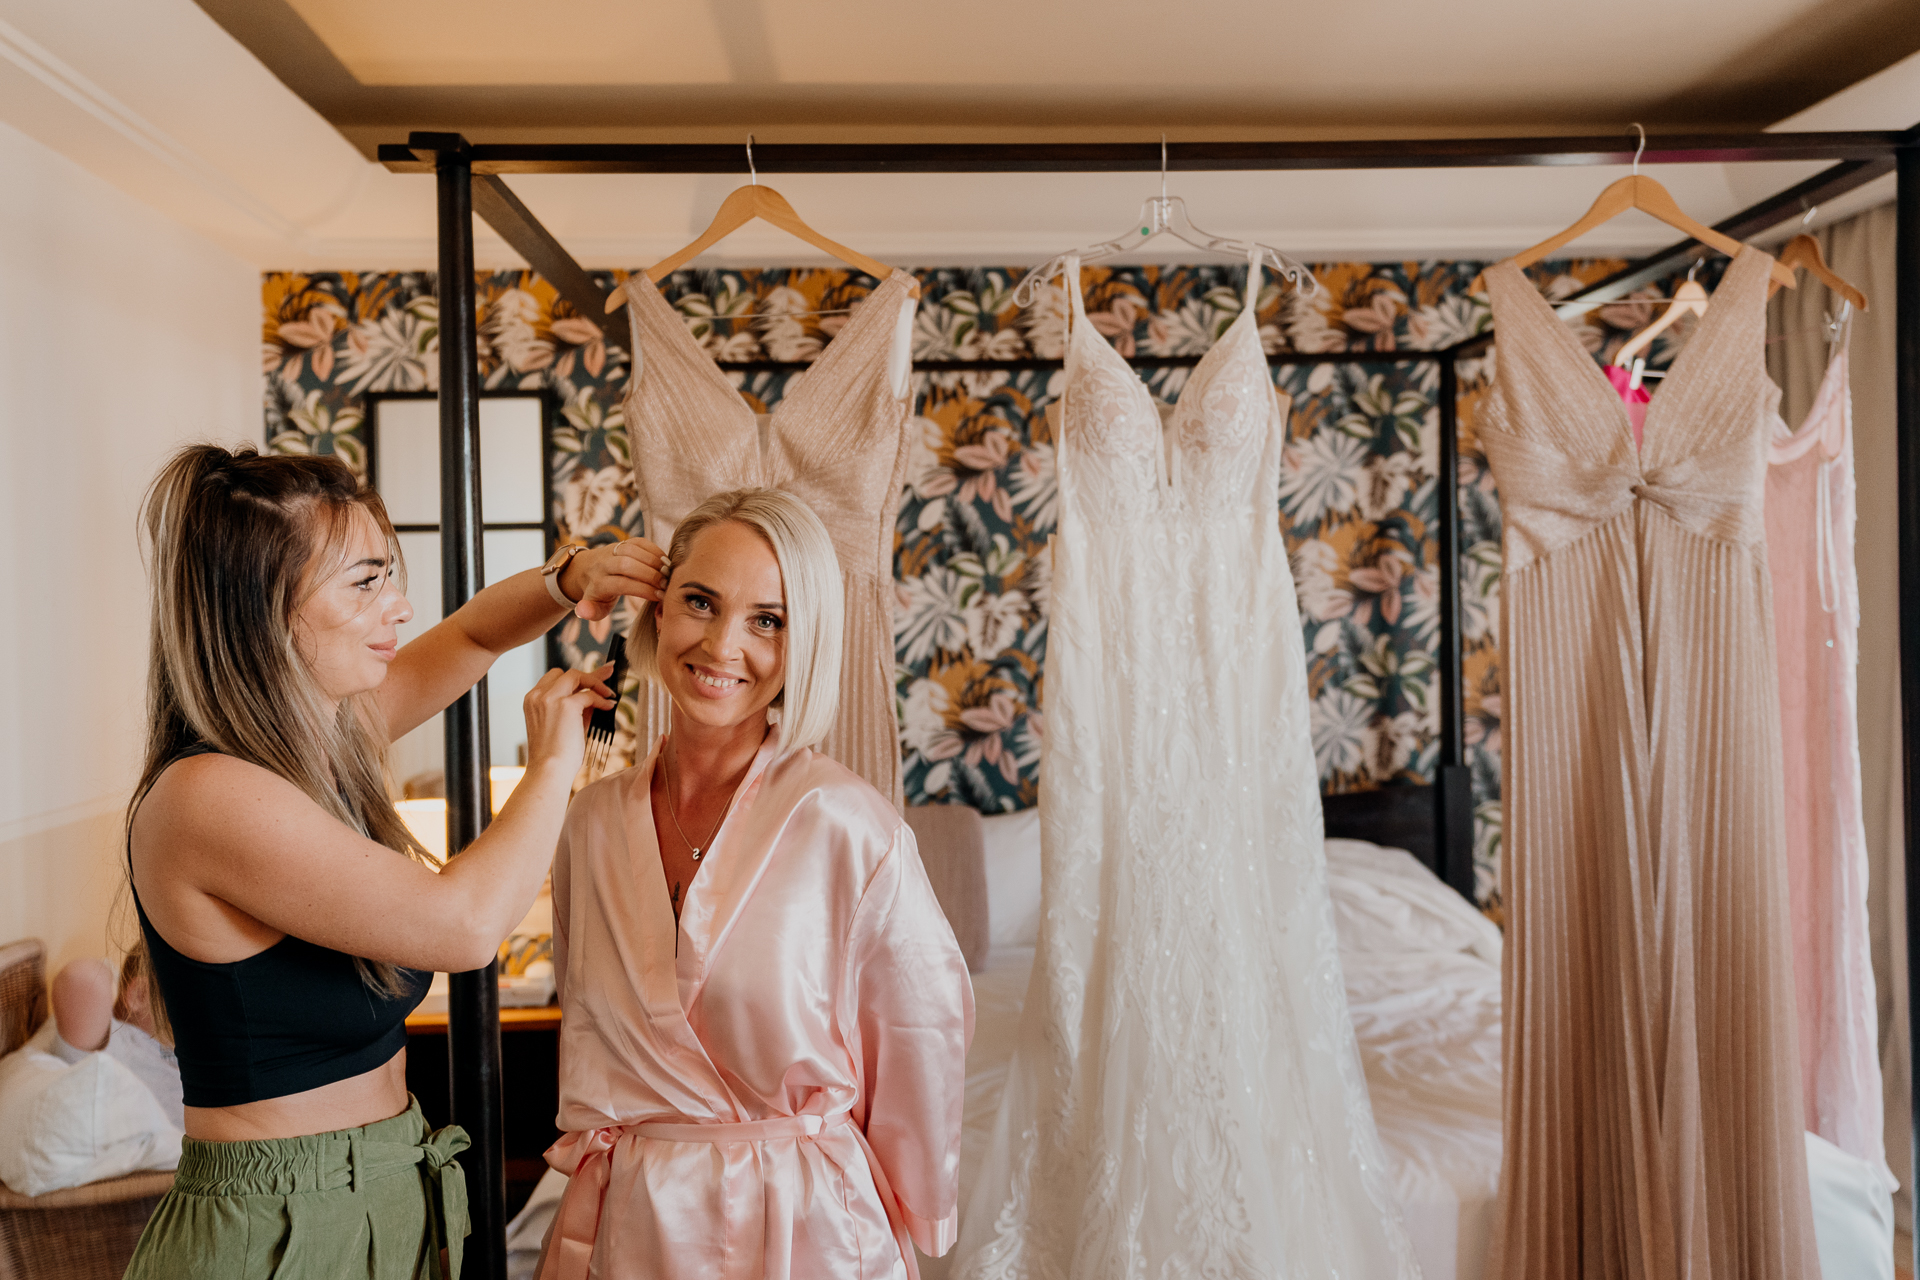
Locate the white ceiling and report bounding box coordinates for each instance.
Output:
[0,0,1914,272]
[280,0,1863,110]
[236,0,1920,140]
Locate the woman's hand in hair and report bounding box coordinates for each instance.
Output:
[522,663,616,778]
[567,537,669,622]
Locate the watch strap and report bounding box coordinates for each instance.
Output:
[543,544,585,607]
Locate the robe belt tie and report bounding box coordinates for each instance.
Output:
[633,1112,835,1143]
[536,1114,857,1280]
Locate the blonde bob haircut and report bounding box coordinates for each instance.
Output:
[628,488,844,754]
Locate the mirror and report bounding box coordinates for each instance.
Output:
[367,395,554,792]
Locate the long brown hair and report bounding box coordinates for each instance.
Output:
[128,445,436,1018]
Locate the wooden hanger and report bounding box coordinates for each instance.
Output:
[1768,233,1868,309]
[1470,128,1797,295]
[607,139,918,313]
[1612,276,1709,367]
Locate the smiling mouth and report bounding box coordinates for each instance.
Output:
[689,665,745,691]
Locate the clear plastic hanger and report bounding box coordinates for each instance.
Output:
[1012,137,1318,307]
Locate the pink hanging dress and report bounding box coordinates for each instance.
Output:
[1764,316,1892,1187]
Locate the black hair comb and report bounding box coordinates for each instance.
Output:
[583,635,630,781]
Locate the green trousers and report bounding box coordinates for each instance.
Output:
[124,1099,469,1280]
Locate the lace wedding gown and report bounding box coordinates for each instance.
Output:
[952,255,1420,1280]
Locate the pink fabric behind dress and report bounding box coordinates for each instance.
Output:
[1602,363,1650,448]
[541,733,974,1280]
[1765,341,1891,1183]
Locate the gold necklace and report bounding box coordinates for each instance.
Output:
[662,740,744,862]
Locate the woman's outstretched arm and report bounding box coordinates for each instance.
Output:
[378,537,664,740]
[133,666,611,974]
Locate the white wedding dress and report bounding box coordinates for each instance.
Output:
[952,254,1421,1280]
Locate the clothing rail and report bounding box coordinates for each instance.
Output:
[378,131,1903,174]
[388,126,1920,1280]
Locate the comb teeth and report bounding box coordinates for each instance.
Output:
[583,638,631,783]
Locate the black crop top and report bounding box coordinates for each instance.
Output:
[132,746,428,1108]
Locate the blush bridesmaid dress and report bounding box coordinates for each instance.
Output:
[1479,248,1821,1280]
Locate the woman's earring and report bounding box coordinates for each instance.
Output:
[766,706,782,726]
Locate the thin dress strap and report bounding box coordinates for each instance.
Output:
[1244,246,1263,319]
[1063,253,1088,331]
[1057,253,1085,510]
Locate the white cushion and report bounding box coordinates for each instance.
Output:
[1805,1129,1894,1280]
[0,1024,181,1197]
[982,809,1043,949]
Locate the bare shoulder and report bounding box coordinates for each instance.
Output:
[133,752,321,882]
[138,752,303,835]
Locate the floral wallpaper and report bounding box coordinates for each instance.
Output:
[264,258,1711,905]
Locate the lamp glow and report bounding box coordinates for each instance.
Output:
[490,766,525,815]
[396,798,448,863]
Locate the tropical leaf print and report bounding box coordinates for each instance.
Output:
[264,256,1712,903]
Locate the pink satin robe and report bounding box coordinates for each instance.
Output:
[541,734,973,1280]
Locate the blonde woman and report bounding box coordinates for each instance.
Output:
[122,445,664,1280]
[540,488,972,1280]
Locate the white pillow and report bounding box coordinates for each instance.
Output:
[1806,1130,1895,1280]
[0,1024,181,1197]
[982,809,1043,950]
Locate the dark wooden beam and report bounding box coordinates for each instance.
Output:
[1896,136,1920,1280]
[431,133,510,1280]
[380,130,1902,176]
[470,174,620,349]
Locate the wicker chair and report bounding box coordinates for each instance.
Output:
[0,939,172,1280]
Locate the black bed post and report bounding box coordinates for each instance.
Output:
[1897,133,1920,1280]
[1433,346,1475,901]
[433,132,508,1280]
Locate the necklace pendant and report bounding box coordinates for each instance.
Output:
[691,848,703,861]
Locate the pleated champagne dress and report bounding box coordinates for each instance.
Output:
[617,271,918,804]
[1765,325,1890,1182]
[1479,249,1822,1280]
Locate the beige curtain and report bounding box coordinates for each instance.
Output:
[1766,201,1907,1228]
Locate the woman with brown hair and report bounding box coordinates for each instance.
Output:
[120,443,662,1280]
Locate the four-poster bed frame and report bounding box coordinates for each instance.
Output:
[377,126,1920,1278]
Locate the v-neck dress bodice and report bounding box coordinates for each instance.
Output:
[619,270,919,806]
[955,255,1418,1280]
[1480,250,1821,1280]
[1053,253,1281,516]
[543,739,973,1280]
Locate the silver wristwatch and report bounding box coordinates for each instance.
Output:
[541,543,588,608]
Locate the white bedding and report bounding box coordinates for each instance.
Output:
[505,829,1892,1279]
[921,837,1895,1280]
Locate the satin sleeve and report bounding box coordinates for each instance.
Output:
[847,826,975,1257]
